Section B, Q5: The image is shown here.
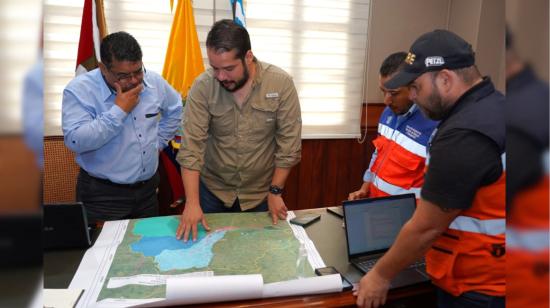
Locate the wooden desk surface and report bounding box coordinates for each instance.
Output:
[44,208,435,307]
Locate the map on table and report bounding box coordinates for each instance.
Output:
[96,213,316,301]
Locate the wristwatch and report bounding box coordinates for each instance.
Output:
[269,185,284,195]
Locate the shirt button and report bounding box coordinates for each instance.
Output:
[139,134,142,137]
[142,168,145,172]
[143,151,145,154]
[134,116,136,120]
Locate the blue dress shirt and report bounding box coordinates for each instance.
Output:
[62,68,182,184]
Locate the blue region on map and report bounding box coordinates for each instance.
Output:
[130,236,195,256]
[129,216,229,271]
[155,231,227,271]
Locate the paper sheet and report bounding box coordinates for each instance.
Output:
[287,211,326,268]
[132,274,342,307]
[43,289,83,308]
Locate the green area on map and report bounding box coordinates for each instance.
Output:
[97,213,314,300]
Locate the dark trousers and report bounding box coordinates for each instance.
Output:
[199,181,268,213]
[76,169,160,225]
[437,287,505,308]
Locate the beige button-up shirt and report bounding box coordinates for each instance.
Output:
[176,60,302,210]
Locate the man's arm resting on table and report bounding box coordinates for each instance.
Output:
[268,167,292,224]
[355,198,461,308]
[176,168,210,242]
[175,77,211,241]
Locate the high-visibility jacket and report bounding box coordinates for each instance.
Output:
[367,105,437,198]
[506,66,549,307]
[507,173,549,308]
[425,78,506,297]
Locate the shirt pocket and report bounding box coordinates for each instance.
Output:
[209,103,234,137]
[426,235,458,280]
[385,146,424,188]
[138,88,161,120]
[250,98,278,141]
[372,136,387,152]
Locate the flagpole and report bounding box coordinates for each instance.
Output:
[213,0,216,24]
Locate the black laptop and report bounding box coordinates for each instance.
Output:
[343,194,429,288]
[43,202,91,250]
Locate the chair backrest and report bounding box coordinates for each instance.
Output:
[43,136,80,203]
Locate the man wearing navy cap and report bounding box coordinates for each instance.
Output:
[354,30,505,308]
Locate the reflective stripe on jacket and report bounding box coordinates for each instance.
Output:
[426,173,506,296]
[369,107,437,198]
[507,175,549,308]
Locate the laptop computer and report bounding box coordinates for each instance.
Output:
[43,202,92,250]
[343,194,430,288]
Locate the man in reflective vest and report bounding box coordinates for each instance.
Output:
[348,52,438,200]
[354,30,505,308]
[506,28,549,308]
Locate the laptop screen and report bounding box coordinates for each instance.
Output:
[343,194,416,257]
[43,202,91,249]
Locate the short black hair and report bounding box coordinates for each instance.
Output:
[100,31,142,68]
[379,52,407,77]
[206,19,251,60]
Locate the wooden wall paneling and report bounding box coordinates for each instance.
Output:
[319,139,344,207]
[281,162,299,211]
[337,139,367,205]
[294,140,325,210]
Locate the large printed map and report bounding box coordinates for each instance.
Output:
[97,213,315,301]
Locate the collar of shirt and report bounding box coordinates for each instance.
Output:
[394,103,418,127]
[252,58,269,87]
[442,77,494,122]
[97,68,155,102]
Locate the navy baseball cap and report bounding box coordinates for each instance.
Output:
[384,29,475,89]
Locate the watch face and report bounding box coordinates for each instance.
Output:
[269,185,283,194]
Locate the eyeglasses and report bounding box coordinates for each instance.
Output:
[107,65,145,82]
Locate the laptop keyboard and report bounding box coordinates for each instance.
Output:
[357,259,377,271]
[357,258,426,272]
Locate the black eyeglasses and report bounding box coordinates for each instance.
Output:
[108,65,145,82]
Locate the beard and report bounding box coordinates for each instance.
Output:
[219,61,250,92]
[417,82,451,121]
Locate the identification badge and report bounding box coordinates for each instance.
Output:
[265,92,279,98]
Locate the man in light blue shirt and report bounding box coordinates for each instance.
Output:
[62,32,182,224]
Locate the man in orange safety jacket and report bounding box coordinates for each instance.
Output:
[354,30,505,308]
[348,52,437,201]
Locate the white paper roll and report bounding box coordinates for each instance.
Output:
[262,274,342,298]
[159,274,264,306]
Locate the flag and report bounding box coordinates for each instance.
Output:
[161,0,205,204]
[162,0,204,100]
[75,0,108,75]
[231,0,247,28]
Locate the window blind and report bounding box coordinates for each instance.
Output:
[44,0,370,138]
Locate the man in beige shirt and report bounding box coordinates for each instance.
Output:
[176,20,302,242]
